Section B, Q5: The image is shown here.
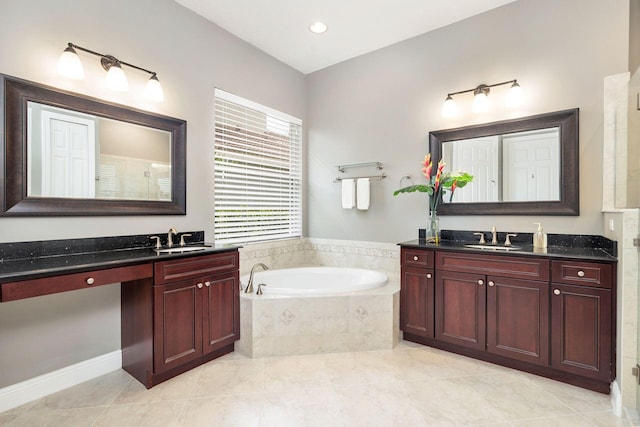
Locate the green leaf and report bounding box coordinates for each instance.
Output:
[393,184,433,196]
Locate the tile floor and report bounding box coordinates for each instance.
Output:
[0,341,633,427]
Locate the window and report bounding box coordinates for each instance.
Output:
[213,89,302,244]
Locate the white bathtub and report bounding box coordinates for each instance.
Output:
[237,265,399,358]
[240,267,388,295]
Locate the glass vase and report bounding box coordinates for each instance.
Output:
[426,210,440,243]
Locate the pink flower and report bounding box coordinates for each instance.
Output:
[422,154,432,180]
[434,160,445,191]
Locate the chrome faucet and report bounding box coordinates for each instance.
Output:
[245,263,269,293]
[491,226,498,245]
[167,227,178,248]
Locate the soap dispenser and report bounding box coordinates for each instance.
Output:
[533,223,547,249]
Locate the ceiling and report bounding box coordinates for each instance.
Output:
[174,0,518,74]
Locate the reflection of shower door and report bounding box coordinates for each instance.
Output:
[41,111,96,198]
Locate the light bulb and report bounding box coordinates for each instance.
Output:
[472,91,489,113]
[105,62,128,92]
[441,95,457,118]
[144,75,164,102]
[309,22,328,34]
[506,81,524,107]
[57,45,84,79]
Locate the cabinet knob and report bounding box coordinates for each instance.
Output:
[426,273,432,279]
[477,279,484,286]
[554,289,561,295]
[488,281,495,287]
[204,281,211,287]
[197,283,203,289]
[86,277,95,285]
[413,256,419,261]
[577,270,585,277]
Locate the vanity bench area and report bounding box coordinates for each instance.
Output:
[0,231,240,389]
[399,231,617,394]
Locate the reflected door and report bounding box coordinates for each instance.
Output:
[447,136,499,202]
[41,111,96,198]
[503,129,559,201]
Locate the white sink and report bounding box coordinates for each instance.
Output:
[155,245,211,254]
[464,244,521,251]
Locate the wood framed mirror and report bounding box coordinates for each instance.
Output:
[429,108,579,216]
[1,74,186,216]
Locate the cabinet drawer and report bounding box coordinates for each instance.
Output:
[401,248,434,268]
[1,263,153,302]
[551,260,613,289]
[154,251,239,285]
[436,251,549,281]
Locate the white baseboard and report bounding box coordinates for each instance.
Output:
[610,379,622,417]
[0,350,122,413]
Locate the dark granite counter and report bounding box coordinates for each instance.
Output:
[400,230,617,262]
[0,231,240,282]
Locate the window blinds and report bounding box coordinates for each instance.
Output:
[213,89,302,244]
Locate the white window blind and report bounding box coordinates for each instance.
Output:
[213,89,302,245]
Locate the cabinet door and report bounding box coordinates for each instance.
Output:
[551,284,612,381]
[154,279,203,373]
[401,267,434,338]
[487,277,549,366]
[202,273,240,354]
[435,271,486,351]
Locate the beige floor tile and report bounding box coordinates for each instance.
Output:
[176,395,261,427]
[524,374,613,413]
[404,376,508,426]
[28,369,130,410]
[112,365,202,405]
[463,372,577,421]
[92,401,185,427]
[4,407,107,427]
[0,341,630,427]
[583,410,634,427]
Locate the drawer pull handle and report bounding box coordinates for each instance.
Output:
[197,283,203,289]
[488,281,495,287]
[426,273,432,279]
[577,270,585,277]
[204,281,211,287]
[86,277,95,285]
[413,256,419,261]
[478,279,484,286]
[554,289,561,295]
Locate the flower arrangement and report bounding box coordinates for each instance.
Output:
[393,153,473,213]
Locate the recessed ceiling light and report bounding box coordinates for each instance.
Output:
[308,21,328,34]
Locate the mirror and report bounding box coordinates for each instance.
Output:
[1,74,186,216]
[429,109,579,215]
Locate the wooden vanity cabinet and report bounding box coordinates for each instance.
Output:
[122,251,239,388]
[400,246,617,392]
[434,252,550,366]
[400,248,435,338]
[550,260,614,382]
[153,271,239,374]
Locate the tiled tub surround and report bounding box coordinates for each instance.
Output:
[237,238,400,357]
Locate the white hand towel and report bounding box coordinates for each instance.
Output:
[357,178,370,210]
[341,179,355,209]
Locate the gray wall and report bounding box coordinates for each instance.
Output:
[0,0,305,387]
[306,0,629,243]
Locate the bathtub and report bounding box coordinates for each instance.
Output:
[240,267,388,295]
[237,266,400,358]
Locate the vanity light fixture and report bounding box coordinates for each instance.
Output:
[57,42,164,101]
[442,79,523,117]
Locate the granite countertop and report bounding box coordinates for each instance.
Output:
[0,231,239,282]
[399,230,617,262]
